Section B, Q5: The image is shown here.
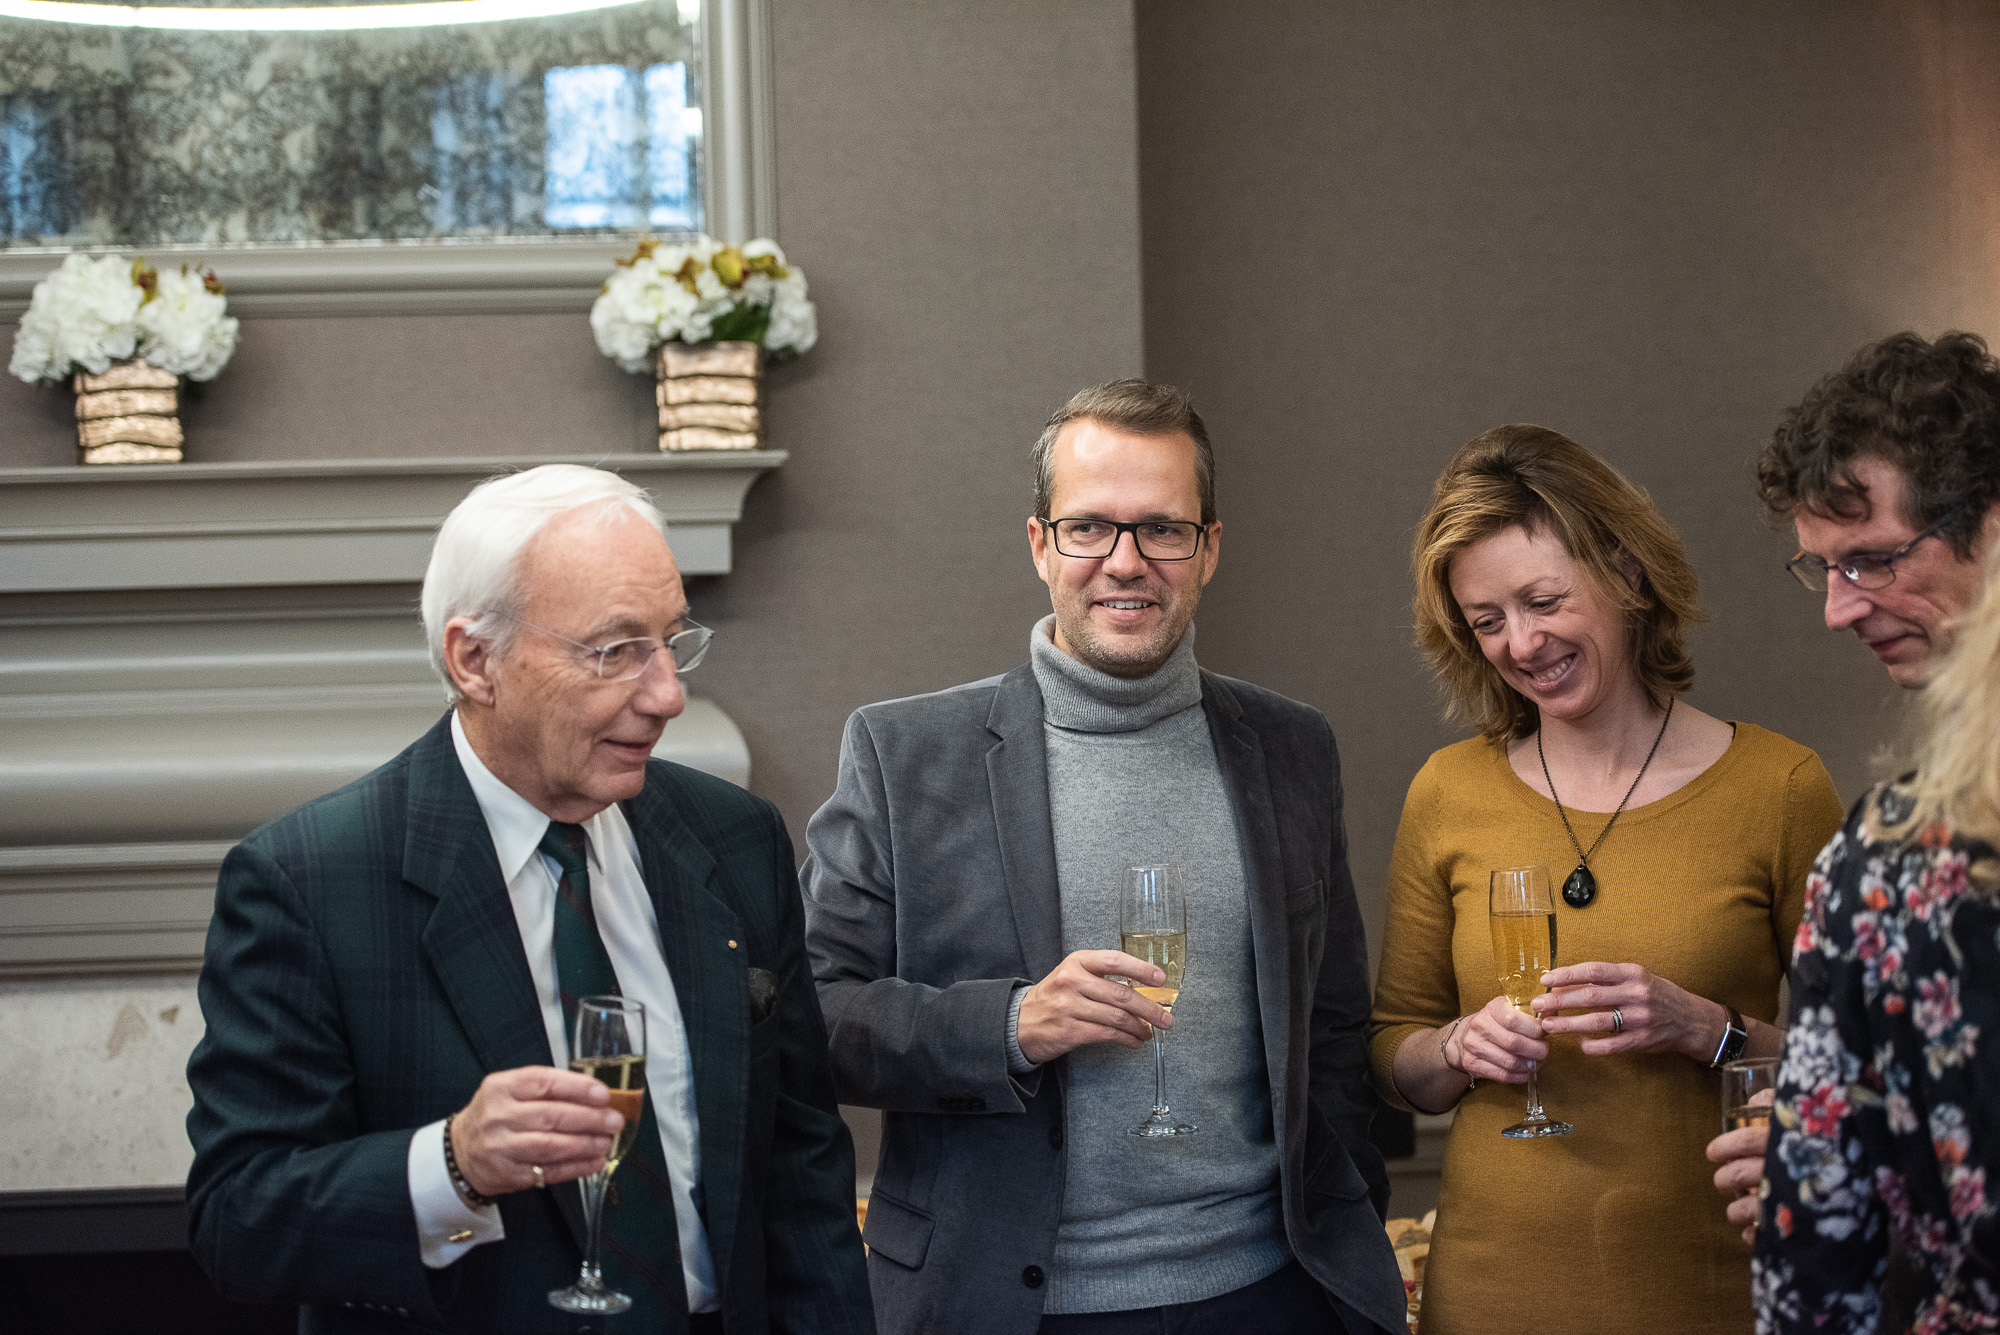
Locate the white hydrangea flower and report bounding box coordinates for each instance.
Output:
[9,253,143,383]
[766,269,817,354]
[591,234,819,370]
[136,267,239,381]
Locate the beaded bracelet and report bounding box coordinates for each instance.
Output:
[442,1112,497,1209]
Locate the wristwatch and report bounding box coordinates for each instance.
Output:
[1709,1004,1749,1068]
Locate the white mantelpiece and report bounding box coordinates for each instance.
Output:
[0,450,787,591]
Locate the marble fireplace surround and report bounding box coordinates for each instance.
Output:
[0,450,780,1193]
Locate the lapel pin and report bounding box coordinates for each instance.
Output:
[727,939,738,949]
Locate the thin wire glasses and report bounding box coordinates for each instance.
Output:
[499,613,713,680]
[1785,512,1960,592]
[1040,517,1209,561]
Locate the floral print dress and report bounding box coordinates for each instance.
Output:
[1754,780,2000,1334]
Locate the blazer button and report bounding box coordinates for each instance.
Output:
[1048,1127,1063,1150]
[1022,1265,1044,1289]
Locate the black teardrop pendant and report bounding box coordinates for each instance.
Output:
[1562,864,1597,908]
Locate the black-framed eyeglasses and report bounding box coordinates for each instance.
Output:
[498,612,713,680]
[1040,516,1209,561]
[1785,512,1960,593]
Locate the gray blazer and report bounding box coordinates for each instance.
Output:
[801,664,1405,1335]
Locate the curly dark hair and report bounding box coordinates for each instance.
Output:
[1757,331,2000,558]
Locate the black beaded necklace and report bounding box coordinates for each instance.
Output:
[1536,697,1675,909]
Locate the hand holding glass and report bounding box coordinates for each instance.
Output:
[1489,866,1573,1138]
[549,996,647,1316]
[1121,864,1195,1139]
[1721,1057,1780,1133]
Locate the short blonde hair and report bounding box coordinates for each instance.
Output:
[1412,425,1703,740]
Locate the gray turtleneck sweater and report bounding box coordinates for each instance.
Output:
[1011,617,1288,1314]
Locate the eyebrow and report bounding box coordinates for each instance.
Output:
[581,607,691,641]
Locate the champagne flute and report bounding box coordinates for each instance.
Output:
[1488,866,1573,1138]
[1122,864,1195,1139]
[549,995,647,1316]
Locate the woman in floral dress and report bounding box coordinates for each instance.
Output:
[1755,547,2000,1333]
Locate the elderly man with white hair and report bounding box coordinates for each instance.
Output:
[185,464,873,1335]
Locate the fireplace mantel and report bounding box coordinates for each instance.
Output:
[0,450,787,592]
[0,451,780,977]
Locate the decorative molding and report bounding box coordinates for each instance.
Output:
[0,697,750,975]
[0,0,777,320]
[0,450,786,592]
[702,0,777,244]
[0,842,229,978]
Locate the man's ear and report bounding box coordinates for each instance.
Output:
[1027,515,1054,589]
[443,619,499,707]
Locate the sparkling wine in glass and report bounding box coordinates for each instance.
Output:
[549,995,647,1316]
[1489,866,1573,1139]
[1122,864,1195,1139]
[1721,1057,1780,1132]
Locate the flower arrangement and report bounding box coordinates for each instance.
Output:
[589,235,817,373]
[8,253,240,386]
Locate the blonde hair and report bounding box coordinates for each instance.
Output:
[1412,424,1703,741]
[1897,541,2000,847]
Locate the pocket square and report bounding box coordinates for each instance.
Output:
[747,967,779,1024]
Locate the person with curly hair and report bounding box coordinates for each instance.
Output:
[1754,330,2000,688]
[1708,332,2000,1258]
[1371,425,1843,1334]
[1750,543,2000,1333]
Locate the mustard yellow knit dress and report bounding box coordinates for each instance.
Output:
[1369,723,1844,1335]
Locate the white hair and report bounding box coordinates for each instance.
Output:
[421,464,669,705]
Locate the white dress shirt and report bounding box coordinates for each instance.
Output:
[406,713,718,1312]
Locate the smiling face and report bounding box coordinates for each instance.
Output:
[447,505,688,821]
[1447,524,1641,728]
[1026,418,1221,679]
[1792,454,1995,689]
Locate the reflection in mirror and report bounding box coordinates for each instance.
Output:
[0,0,702,248]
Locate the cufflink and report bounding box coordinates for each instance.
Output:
[449,1230,473,1243]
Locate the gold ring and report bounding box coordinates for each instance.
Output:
[531,1164,546,1189]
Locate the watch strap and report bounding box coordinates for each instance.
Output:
[1710,1004,1750,1068]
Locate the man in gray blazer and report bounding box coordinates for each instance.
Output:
[802,381,1406,1335]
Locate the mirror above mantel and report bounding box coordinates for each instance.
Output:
[0,449,783,977]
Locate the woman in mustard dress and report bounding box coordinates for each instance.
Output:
[1369,425,1844,1335]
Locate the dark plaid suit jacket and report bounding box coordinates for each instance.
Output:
[186,714,873,1335]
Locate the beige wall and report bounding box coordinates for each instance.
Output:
[1136,0,2000,957]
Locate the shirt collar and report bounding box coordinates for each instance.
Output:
[451,710,557,884]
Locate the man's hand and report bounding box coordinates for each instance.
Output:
[1705,1088,1778,1244]
[1016,950,1174,1066]
[450,1066,625,1197]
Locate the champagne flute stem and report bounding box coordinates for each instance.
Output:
[579,1170,609,1286]
[1152,1026,1168,1113]
[1524,1061,1544,1123]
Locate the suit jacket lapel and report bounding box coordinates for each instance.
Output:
[622,777,746,1289]
[403,714,586,1249]
[1201,674,1296,1144]
[985,666,1064,981]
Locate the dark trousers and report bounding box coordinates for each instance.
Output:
[1034,1261,1385,1335]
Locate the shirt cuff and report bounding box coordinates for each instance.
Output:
[409,1118,504,1269]
[1006,983,1039,1075]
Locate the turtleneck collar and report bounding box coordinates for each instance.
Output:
[1029,614,1204,734]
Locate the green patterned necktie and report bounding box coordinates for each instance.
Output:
[539,821,688,1326]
